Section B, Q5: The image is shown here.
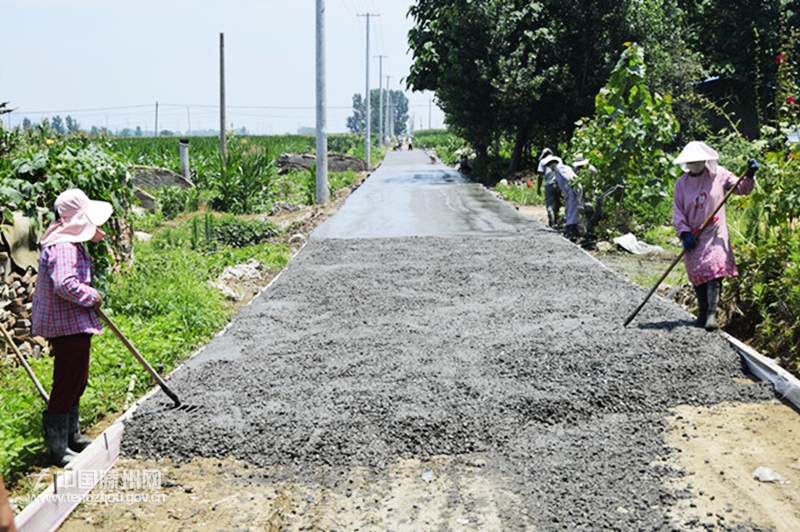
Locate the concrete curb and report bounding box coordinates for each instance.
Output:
[723,332,800,411]
[13,423,123,532]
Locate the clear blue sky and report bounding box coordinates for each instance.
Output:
[1,0,444,135]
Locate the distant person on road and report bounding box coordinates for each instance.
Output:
[458,154,473,175]
[673,141,759,331]
[0,473,16,532]
[536,148,561,228]
[31,189,113,466]
[541,154,582,240]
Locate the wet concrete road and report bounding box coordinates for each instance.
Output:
[312,150,531,238]
[123,149,774,531]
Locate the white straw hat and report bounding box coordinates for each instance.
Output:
[674,141,719,173]
[572,154,590,168]
[540,155,562,167]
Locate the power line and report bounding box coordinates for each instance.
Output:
[20,104,153,114]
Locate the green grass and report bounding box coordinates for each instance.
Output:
[494,181,543,206]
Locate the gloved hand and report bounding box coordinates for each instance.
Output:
[681,231,698,251]
[746,158,759,178]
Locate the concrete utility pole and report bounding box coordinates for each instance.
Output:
[315,0,329,204]
[154,101,159,137]
[385,75,392,141]
[358,13,378,167]
[219,32,227,158]
[375,55,387,146]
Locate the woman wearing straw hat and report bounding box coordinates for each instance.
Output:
[541,154,583,240]
[536,148,561,228]
[672,141,758,331]
[31,189,113,466]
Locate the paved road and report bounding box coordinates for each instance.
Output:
[122,150,774,531]
[313,150,530,238]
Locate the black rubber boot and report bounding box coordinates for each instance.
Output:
[705,278,722,332]
[693,283,708,328]
[43,412,79,467]
[68,404,93,452]
[546,207,556,228]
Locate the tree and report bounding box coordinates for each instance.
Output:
[406,0,698,177]
[22,118,32,131]
[407,0,645,176]
[65,115,81,134]
[569,43,681,230]
[51,115,65,134]
[346,89,409,137]
[135,126,142,137]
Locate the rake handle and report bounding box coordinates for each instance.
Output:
[97,308,182,407]
[0,321,50,404]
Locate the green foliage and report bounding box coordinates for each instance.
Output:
[412,129,469,165]
[151,213,280,252]
[327,169,358,195]
[211,215,280,248]
[208,137,276,215]
[494,180,542,206]
[0,128,136,281]
[0,360,50,483]
[406,0,692,175]
[0,132,134,225]
[156,186,188,220]
[108,134,367,212]
[569,43,681,232]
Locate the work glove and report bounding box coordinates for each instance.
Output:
[746,158,759,178]
[680,231,698,252]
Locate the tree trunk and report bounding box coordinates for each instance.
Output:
[508,127,528,174]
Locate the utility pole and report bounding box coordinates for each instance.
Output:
[429,98,432,130]
[219,32,227,158]
[315,0,329,204]
[375,55,387,146]
[154,102,158,137]
[187,106,191,136]
[385,75,392,141]
[357,13,378,167]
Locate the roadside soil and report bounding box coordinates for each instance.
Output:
[53,166,800,532]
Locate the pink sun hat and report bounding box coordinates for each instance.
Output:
[39,189,113,248]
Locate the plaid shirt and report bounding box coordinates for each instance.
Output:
[31,242,103,338]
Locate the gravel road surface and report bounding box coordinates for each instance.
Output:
[121,150,775,530]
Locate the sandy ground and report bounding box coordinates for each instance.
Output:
[50,155,800,532]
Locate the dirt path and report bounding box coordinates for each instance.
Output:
[57,153,799,532]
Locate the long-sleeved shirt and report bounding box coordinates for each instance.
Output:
[554,163,581,226]
[31,242,103,338]
[673,167,755,286]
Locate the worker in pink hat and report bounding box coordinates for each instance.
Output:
[31,189,113,466]
[672,141,759,331]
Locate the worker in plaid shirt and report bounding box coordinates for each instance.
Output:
[31,189,112,467]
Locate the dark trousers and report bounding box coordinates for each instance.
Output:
[48,334,92,414]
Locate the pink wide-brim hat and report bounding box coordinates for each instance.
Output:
[39,189,113,248]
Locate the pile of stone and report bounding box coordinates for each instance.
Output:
[277,153,368,174]
[1,254,46,360]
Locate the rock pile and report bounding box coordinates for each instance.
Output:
[0,255,46,360]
